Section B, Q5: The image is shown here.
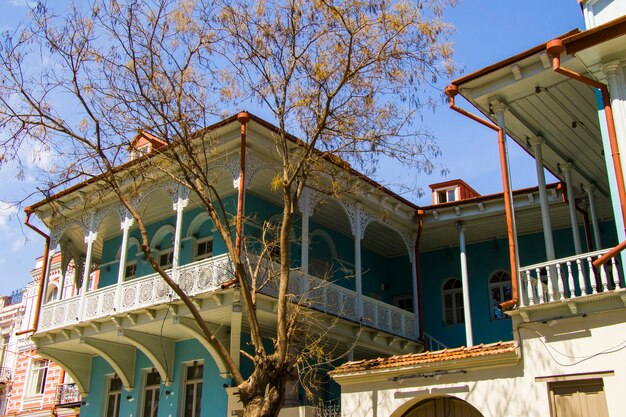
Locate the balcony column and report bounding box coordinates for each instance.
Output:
[457,222,473,347]
[115,215,134,310]
[410,243,419,339]
[78,229,97,321]
[585,183,602,250]
[354,207,363,319]
[563,162,582,254]
[299,189,313,277]
[172,186,190,283]
[529,136,556,261]
[40,249,55,303]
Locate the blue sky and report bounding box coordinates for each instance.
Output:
[0,0,585,295]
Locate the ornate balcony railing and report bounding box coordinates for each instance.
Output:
[38,253,417,340]
[55,383,81,406]
[317,400,341,417]
[0,367,11,383]
[519,249,624,307]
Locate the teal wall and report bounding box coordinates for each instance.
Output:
[79,339,228,417]
[420,221,618,348]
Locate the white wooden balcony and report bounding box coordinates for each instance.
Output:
[38,254,416,340]
[519,249,624,308]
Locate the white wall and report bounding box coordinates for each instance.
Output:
[583,0,626,29]
[337,309,626,417]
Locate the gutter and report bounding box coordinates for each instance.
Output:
[16,209,50,336]
[444,85,519,311]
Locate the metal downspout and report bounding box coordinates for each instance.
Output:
[444,85,519,310]
[16,209,50,335]
[545,39,626,267]
[236,112,250,258]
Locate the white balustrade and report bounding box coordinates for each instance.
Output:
[519,249,623,306]
[38,253,416,340]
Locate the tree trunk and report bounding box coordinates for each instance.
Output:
[239,354,292,417]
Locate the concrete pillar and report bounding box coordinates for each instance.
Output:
[529,136,556,261]
[563,162,582,254]
[354,208,362,319]
[457,222,473,347]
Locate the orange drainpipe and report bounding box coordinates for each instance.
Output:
[235,112,250,258]
[444,85,519,310]
[16,209,50,335]
[546,39,626,267]
[415,210,425,340]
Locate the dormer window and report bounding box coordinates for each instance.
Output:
[436,187,457,204]
[130,144,151,161]
[429,179,480,205]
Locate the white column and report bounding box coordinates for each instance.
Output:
[410,248,419,339]
[40,250,55,304]
[529,136,556,261]
[457,222,473,347]
[601,62,626,244]
[115,216,134,310]
[56,253,66,301]
[585,184,603,250]
[78,230,97,321]
[172,188,189,283]
[301,209,310,277]
[563,162,582,254]
[354,208,362,319]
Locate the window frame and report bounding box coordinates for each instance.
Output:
[158,248,174,269]
[181,362,204,417]
[195,237,213,261]
[488,270,512,320]
[124,261,138,281]
[104,375,123,417]
[25,358,49,397]
[434,186,457,204]
[140,370,161,417]
[441,278,464,326]
[393,294,414,312]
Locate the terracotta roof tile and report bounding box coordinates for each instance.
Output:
[331,341,516,374]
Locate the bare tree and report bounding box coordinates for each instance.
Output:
[0,1,456,416]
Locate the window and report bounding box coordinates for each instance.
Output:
[195,238,213,261]
[435,187,457,204]
[26,359,49,395]
[489,271,512,319]
[394,294,414,312]
[142,370,161,417]
[159,249,174,269]
[310,257,332,279]
[549,379,609,417]
[46,286,58,303]
[183,363,203,417]
[125,262,137,280]
[105,376,123,417]
[442,278,464,325]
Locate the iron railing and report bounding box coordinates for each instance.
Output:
[55,383,81,406]
[5,289,23,306]
[0,367,11,382]
[317,400,341,417]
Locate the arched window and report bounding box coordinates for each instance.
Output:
[45,286,58,303]
[442,278,464,325]
[489,271,512,320]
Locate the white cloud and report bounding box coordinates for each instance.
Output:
[0,202,18,231]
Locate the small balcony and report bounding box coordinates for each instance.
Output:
[55,383,81,407]
[518,249,624,313]
[38,254,416,340]
[0,367,11,383]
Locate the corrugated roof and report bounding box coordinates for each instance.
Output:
[330,341,516,374]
